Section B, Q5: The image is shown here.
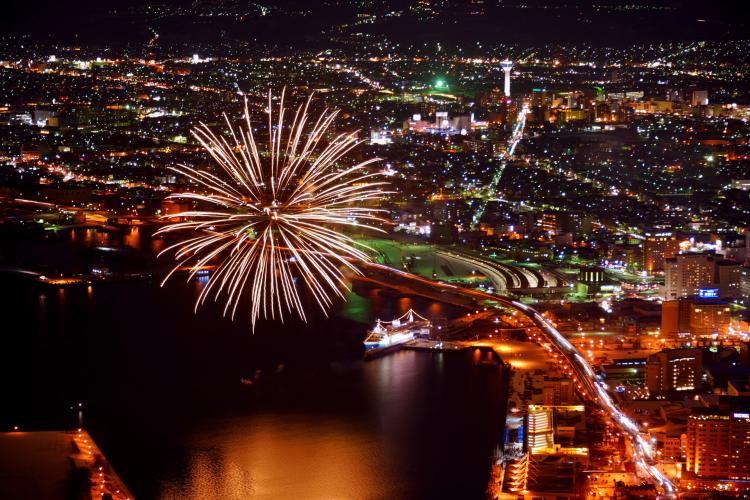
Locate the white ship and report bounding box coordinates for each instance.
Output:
[363,309,431,350]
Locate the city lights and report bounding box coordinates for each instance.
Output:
[2,2,750,498]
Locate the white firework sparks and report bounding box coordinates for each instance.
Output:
[156,89,387,328]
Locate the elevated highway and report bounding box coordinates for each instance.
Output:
[358,261,676,498]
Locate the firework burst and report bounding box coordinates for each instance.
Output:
[156,89,387,328]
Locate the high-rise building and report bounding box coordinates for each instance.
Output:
[527,405,554,453]
[643,231,679,274]
[646,348,702,394]
[501,59,513,97]
[686,409,750,480]
[663,253,715,299]
[661,297,731,337]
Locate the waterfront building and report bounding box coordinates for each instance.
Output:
[527,405,554,453]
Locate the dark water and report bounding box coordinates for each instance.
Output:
[1,227,507,499]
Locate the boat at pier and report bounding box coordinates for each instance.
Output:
[363,309,431,351]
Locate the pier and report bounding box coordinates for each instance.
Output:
[0,429,133,500]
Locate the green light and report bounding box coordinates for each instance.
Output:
[435,79,445,88]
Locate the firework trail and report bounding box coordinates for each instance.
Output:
[157,89,387,328]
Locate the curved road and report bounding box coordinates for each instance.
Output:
[363,261,676,497]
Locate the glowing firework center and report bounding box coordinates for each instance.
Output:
[157,90,388,328]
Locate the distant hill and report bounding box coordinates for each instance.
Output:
[2,0,749,47]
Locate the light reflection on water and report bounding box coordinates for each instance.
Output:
[123,226,141,249]
[3,228,503,500]
[58,226,148,252]
[162,415,385,500]
[154,349,503,500]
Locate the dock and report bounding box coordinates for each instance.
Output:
[0,429,134,500]
[403,339,466,352]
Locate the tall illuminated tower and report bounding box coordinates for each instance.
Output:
[501,59,513,97]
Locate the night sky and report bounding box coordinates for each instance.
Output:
[3,1,750,47]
